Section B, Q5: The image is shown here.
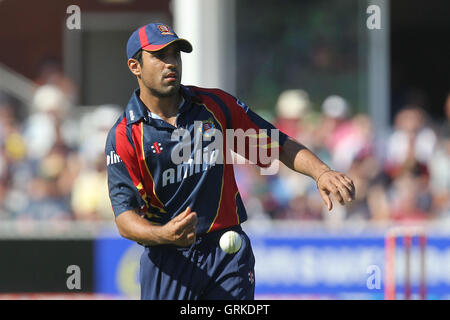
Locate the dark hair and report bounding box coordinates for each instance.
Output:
[132,50,143,65]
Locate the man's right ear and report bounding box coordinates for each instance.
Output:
[128,59,141,77]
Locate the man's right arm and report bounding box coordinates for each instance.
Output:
[106,120,197,247]
[115,207,198,247]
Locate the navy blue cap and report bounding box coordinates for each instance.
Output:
[126,23,193,59]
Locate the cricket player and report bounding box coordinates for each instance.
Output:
[105,23,355,300]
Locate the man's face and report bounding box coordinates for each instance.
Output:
[135,44,182,97]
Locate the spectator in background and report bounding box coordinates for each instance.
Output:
[70,152,112,220]
[362,105,439,223]
[385,105,437,172]
[274,89,311,140]
[389,161,434,222]
[429,92,450,220]
[333,113,375,172]
[23,85,71,160]
[34,57,78,105]
[318,95,355,172]
[382,106,437,222]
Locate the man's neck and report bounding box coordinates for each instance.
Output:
[139,87,181,121]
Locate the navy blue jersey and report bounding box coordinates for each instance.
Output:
[105,85,288,234]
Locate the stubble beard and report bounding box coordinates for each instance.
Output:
[149,84,180,98]
[142,76,180,98]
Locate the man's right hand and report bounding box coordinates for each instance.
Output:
[114,207,197,247]
[160,207,198,247]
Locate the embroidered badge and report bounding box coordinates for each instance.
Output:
[157,24,174,35]
[151,142,163,154]
[200,118,216,138]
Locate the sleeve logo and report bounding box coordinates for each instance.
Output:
[106,150,122,166]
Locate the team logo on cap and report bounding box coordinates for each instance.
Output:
[157,25,174,35]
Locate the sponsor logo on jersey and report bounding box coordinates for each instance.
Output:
[106,150,122,166]
[162,147,219,187]
[151,142,163,154]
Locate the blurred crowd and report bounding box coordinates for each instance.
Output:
[0,70,449,224]
[237,89,450,224]
[0,65,122,222]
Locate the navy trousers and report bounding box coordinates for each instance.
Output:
[139,225,255,300]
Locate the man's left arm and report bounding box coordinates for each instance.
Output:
[279,137,356,211]
[215,89,355,211]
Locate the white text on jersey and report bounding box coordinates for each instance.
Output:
[107,150,122,166]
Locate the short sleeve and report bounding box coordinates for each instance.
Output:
[105,120,144,217]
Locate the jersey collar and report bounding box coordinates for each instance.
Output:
[147,96,184,120]
[125,85,194,126]
[125,89,148,125]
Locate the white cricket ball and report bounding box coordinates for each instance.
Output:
[219,230,242,254]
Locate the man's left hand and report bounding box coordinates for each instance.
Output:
[316,170,355,211]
